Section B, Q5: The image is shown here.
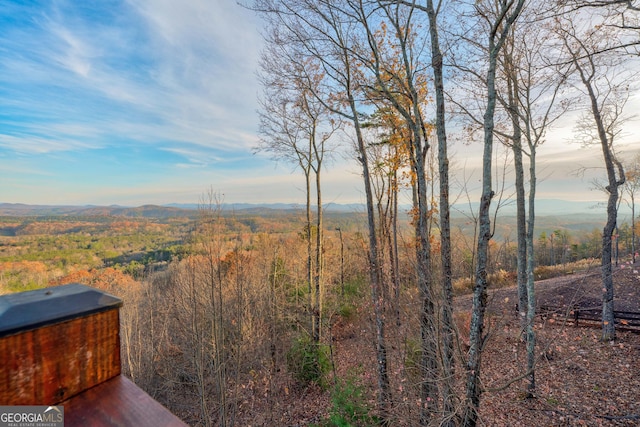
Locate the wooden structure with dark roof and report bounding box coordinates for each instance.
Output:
[0,283,187,426]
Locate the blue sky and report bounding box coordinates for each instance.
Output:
[0,0,323,205]
[0,1,638,207]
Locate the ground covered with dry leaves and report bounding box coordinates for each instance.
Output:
[232,261,640,426]
[472,263,640,426]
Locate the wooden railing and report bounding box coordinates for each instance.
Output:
[540,304,640,331]
[0,283,187,426]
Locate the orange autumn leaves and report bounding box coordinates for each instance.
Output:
[52,267,140,292]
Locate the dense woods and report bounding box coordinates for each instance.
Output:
[3,0,640,425]
[246,0,639,425]
[1,201,640,425]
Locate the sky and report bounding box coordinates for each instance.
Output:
[0,1,638,207]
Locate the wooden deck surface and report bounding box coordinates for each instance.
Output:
[63,375,188,427]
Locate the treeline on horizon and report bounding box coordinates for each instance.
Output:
[0,207,636,293]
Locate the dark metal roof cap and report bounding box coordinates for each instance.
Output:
[0,283,122,337]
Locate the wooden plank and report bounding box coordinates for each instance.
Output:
[0,309,121,404]
[614,311,640,319]
[539,304,640,330]
[63,375,188,427]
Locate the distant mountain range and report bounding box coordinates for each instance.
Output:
[0,203,193,218]
[0,202,365,219]
[165,202,367,213]
[0,199,629,219]
[452,199,611,217]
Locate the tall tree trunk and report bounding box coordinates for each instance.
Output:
[576,62,625,342]
[305,170,314,339]
[425,1,455,424]
[363,4,437,419]
[402,84,438,427]
[463,117,493,427]
[503,34,536,392]
[413,141,438,424]
[505,51,528,332]
[313,161,323,343]
[350,94,392,422]
[601,193,618,341]
[391,167,401,326]
[632,192,636,264]
[463,49,499,426]
[464,2,525,423]
[602,188,619,341]
[525,146,537,395]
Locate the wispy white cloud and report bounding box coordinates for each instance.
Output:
[121,0,264,149]
[46,21,94,77]
[2,1,637,206]
[0,133,97,154]
[0,0,263,158]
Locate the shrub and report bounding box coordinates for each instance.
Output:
[326,276,365,320]
[342,276,365,298]
[337,301,355,319]
[403,337,423,384]
[453,269,516,296]
[453,277,474,295]
[286,334,330,386]
[314,378,379,427]
[489,269,516,288]
[534,258,597,280]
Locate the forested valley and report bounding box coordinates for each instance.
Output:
[1,200,639,425]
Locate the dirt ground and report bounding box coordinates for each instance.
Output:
[229,260,640,426]
[484,260,640,313]
[467,260,640,426]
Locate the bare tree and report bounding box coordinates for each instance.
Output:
[252,0,393,419]
[257,38,339,344]
[499,23,529,336]
[393,1,457,420]
[562,0,640,52]
[557,9,632,341]
[495,3,571,394]
[361,107,408,324]
[198,192,229,426]
[457,1,526,425]
[350,2,442,420]
[257,51,314,337]
[423,3,456,422]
